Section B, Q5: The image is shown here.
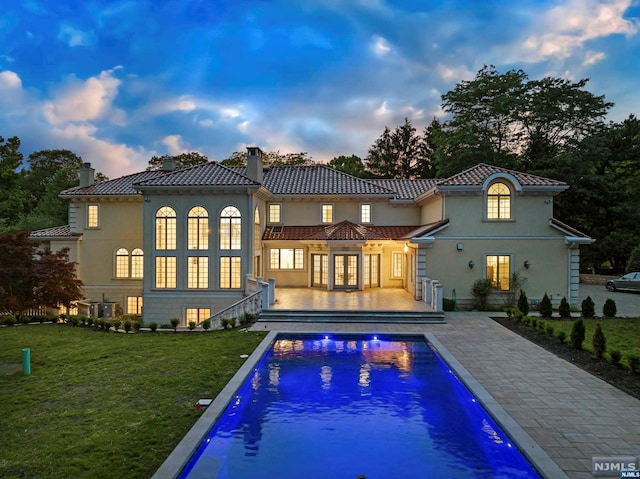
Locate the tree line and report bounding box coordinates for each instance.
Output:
[2,65,639,272]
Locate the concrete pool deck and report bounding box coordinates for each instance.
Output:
[254,314,640,479]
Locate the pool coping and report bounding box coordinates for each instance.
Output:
[153,331,568,479]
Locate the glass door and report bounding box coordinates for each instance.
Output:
[334,254,358,289]
[312,254,328,287]
[363,254,379,288]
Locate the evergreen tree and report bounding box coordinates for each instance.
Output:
[539,293,553,318]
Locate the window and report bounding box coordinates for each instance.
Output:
[188,206,209,250]
[127,297,143,315]
[487,182,511,219]
[186,308,211,325]
[268,204,281,223]
[321,204,333,223]
[254,208,261,251]
[360,204,371,223]
[155,256,176,288]
[87,204,99,228]
[220,206,241,250]
[131,248,144,279]
[220,256,241,288]
[115,248,129,278]
[270,248,304,269]
[392,252,403,278]
[187,256,209,288]
[156,207,176,250]
[486,255,510,290]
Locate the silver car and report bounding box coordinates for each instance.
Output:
[606,272,640,292]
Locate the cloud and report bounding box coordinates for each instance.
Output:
[436,64,475,82]
[371,35,391,55]
[42,67,123,125]
[584,51,606,65]
[161,134,189,155]
[0,70,22,89]
[58,23,96,47]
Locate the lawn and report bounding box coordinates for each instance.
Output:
[0,324,267,479]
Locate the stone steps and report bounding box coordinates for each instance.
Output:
[257,309,445,323]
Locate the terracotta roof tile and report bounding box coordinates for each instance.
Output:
[368,179,437,199]
[60,170,167,196]
[263,221,418,241]
[438,163,567,188]
[29,225,80,238]
[135,162,259,188]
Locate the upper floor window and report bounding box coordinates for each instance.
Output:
[220,256,241,288]
[188,206,209,250]
[360,204,371,223]
[156,206,176,250]
[87,204,99,228]
[220,206,241,250]
[321,204,333,224]
[131,248,144,279]
[268,204,281,223]
[115,248,144,279]
[487,182,511,219]
[486,255,510,290]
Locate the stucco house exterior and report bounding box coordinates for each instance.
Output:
[31,147,593,324]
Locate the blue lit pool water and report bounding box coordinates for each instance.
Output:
[180,335,541,479]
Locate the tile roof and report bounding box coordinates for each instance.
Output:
[400,219,450,238]
[134,162,259,188]
[368,179,437,199]
[550,218,591,238]
[60,170,167,196]
[263,221,418,241]
[29,225,80,238]
[437,163,567,188]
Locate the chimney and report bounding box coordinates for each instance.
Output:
[162,156,176,171]
[246,147,263,183]
[79,162,95,187]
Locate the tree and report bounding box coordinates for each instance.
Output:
[327,155,367,177]
[0,136,27,231]
[0,231,83,317]
[592,323,607,359]
[147,152,209,170]
[570,318,586,350]
[24,150,83,209]
[365,118,428,178]
[220,150,314,167]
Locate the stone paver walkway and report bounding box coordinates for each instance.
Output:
[255,313,640,479]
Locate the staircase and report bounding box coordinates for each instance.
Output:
[257,309,445,323]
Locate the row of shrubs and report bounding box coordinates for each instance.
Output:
[510,292,617,319]
[0,314,59,326]
[508,313,639,373]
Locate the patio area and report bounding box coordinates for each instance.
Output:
[253,312,640,479]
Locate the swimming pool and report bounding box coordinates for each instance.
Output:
[174,334,543,479]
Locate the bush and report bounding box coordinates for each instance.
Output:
[602,298,617,318]
[170,318,180,331]
[159,323,171,329]
[545,324,554,336]
[557,331,566,343]
[609,350,621,366]
[570,318,586,350]
[530,318,538,329]
[124,320,132,333]
[2,314,16,326]
[188,321,196,331]
[538,319,546,331]
[87,317,94,327]
[539,293,553,318]
[112,319,121,331]
[471,279,492,310]
[442,298,456,311]
[221,318,230,329]
[522,316,530,325]
[517,291,529,316]
[149,322,158,332]
[592,323,606,359]
[513,310,523,322]
[133,321,142,332]
[628,355,640,374]
[581,296,595,318]
[201,319,211,330]
[558,297,571,319]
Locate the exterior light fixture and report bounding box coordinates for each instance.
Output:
[403,244,409,253]
[468,260,474,269]
[524,260,530,269]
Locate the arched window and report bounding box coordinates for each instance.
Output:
[131,248,144,279]
[254,207,261,251]
[220,206,241,250]
[188,206,209,250]
[487,182,511,219]
[156,206,176,250]
[115,248,129,278]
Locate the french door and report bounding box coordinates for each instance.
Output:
[312,254,328,287]
[333,254,358,289]
[363,254,379,288]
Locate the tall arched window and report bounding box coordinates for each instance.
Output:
[115,248,129,278]
[188,206,209,250]
[220,206,241,250]
[487,182,511,219]
[156,206,176,250]
[131,248,144,279]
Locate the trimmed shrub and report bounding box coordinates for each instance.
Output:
[517,291,529,316]
[628,355,640,374]
[201,319,211,330]
[570,318,586,350]
[513,310,523,322]
[592,323,606,359]
[545,324,554,336]
[521,316,530,325]
[530,318,538,329]
[602,298,617,318]
[557,331,566,343]
[133,321,141,332]
[170,318,180,331]
[443,298,456,311]
[471,279,492,310]
[124,320,132,333]
[87,317,94,327]
[188,321,196,331]
[539,293,553,318]
[112,319,121,331]
[2,314,17,326]
[149,322,158,332]
[609,349,621,366]
[581,296,595,318]
[558,297,571,319]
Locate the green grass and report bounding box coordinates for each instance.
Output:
[539,317,640,364]
[0,324,267,479]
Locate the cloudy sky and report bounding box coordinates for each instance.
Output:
[1,0,639,178]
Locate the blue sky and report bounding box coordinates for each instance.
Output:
[1,0,639,178]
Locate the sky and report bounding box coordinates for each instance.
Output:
[1,0,640,179]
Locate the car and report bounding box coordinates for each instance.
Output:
[606,272,640,292]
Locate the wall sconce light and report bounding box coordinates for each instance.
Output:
[468,260,474,269]
[456,242,464,251]
[403,244,409,254]
[524,260,530,269]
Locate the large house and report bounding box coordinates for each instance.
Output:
[31,147,593,324]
